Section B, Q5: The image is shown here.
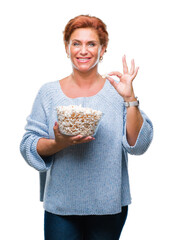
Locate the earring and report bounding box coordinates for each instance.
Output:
[67,54,70,58]
[100,56,103,61]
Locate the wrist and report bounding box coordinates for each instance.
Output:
[124,96,139,108]
[123,88,136,102]
[123,95,136,102]
[54,138,70,151]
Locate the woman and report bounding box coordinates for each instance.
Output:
[20,15,153,240]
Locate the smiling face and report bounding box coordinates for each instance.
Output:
[66,28,106,72]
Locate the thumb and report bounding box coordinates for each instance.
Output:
[53,121,60,133]
[107,76,119,90]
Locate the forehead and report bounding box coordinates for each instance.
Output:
[70,28,99,42]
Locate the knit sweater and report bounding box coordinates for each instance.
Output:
[20,79,153,215]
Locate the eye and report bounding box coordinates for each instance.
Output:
[72,42,80,47]
[88,42,96,47]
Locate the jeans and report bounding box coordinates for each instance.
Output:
[44,206,128,240]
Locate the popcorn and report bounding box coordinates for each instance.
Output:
[56,104,103,136]
[102,74,120,83]
[102,74,108,79]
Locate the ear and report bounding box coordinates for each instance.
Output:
[100,45,107,58]
[65,42,70,56]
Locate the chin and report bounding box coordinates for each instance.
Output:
[72,62,98,72]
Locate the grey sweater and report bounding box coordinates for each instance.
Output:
[20,79,153,215]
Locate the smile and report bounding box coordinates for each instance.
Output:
[76,58,91,63]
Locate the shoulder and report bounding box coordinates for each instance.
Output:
[39,80,58,95]
[34,80,59,106]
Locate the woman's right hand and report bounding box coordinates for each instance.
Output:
[53,122,95,149]
[37,122,95,157]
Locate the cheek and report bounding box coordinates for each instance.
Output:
[70,48,80,57]
[84,49,100,60]
[90,49,98,55]
[92,48,101,58]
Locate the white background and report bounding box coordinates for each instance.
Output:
[1,0,173,239]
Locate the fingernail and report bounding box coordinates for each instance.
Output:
[55,122,57,126]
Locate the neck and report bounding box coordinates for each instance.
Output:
[70,66,101,89]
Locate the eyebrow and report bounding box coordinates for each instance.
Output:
[71,39,99,43]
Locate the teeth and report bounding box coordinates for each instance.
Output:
[78,58,90,62]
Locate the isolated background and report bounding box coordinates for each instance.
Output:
[1,0,173,239]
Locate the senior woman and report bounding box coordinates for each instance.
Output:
[20,15,153,240]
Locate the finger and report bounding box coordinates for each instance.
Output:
[79,136,95,142]
[131,66,139,81]
[107,76,119,90]
[122,55,128,74]
[107,71,122,78]
[70,135,84,144]
[71,135,84,141]
[130,59,135,75]
[53,122,61,139]
[82,136,95,143]
[53,122,59,132]
[72,136,95,145]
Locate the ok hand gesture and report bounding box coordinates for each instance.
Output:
[107,55,139,101]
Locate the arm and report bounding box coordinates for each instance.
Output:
[37,122,95,157]
[20,86,53,172]
[122,109,153,155]
[124,96,143,146]
[107,55,153,150]
[37,138,63,157]
[20,86,95,170]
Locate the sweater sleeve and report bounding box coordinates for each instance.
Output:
[20,86,53,172]
[122,107,153,155]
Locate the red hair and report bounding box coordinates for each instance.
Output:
[63,15,109,50]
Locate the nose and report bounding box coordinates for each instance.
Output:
[80,45,88,55]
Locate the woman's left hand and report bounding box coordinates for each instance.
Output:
[107,55,139,101]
